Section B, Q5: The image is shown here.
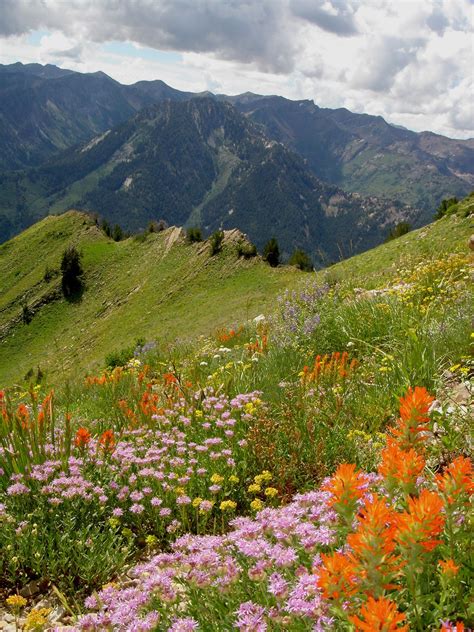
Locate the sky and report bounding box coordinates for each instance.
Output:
[0,0,473,139]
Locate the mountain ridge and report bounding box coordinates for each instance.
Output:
[0,97,418,261]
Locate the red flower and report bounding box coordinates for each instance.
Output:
[99,429,115,453]
[75,427,91,448]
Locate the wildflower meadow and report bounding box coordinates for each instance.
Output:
[0,228,472,630]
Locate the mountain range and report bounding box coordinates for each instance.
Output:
[0,62,472,259]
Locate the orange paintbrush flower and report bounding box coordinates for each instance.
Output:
[436,456,473,504]
[395,489,445,552]
[347,495,400,593]
[378,439,425,493]
[316,551,359,600]
[75,427,92,448]
[323,463,369,520]
[390,386,434,449]
[438,558,460,577]
[99,429,115,453]
[349,596,408,631]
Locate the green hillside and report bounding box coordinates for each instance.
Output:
[0,211,298,386]
[1,196,472,388]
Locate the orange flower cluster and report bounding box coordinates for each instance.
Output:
[246,334,268,354]
[37,391,54,427]
[349,596,408,631]
[318,495,401,601]
[118,399,138,427]
[317,386,471,629]
[317,551,359,600]
[438,558,460,578]
[378,439,425,495]
[323,463,369,522]
[217,326,243,343]
[75,427,91,448]
[389,386,434,450]
[99,429,115,453]
[301,351,357,384]
[436,456,473,505]
[395,489,445,553]
[85,366,127,387]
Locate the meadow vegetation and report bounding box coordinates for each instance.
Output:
[0,199,472,630]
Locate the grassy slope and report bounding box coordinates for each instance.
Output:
[0,211,298,385]
[1,198,472,387]
[318,193,474,288]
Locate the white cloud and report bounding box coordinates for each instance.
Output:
[0,0,472,138]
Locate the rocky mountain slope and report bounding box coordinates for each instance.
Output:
[229,94,474,220]
[0,98,416,261]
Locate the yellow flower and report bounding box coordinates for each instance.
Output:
[145,534,158,548]
[6,595,27,609]
[264,487,278,498]
[229,475,239,484]
[108,517,120,528]
[175,486,186,496]
[210,473,224,484]
[250,499,264,511]
[24,608,52,631]
[192,497,203,508]
[219,500,237,511]
[260,470,272,482]
[248,483,261,494]
[195,410,203,418]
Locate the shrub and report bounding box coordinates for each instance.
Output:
[384,221,412,242]
[100,219,112,238]
[112,224,124,241]
[263,237,280,267]
[435,197,458,219]
[21,300,33,324]
[236,240,257,259]
[209,230,224,256]
[288,248,313,271]
[43,266,58,282]
[187,227,203,243]
[60,245,84,298]
[149,219,168,233]
[105,346,136,369]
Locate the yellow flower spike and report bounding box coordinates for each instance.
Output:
[248,483,261,494]
[192,497,203,508]
[250,498,264,511]
[229,475,239,484]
